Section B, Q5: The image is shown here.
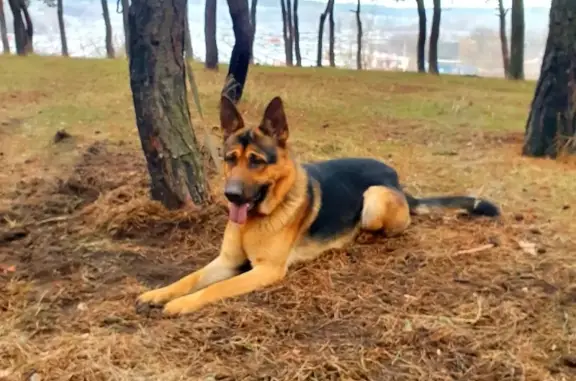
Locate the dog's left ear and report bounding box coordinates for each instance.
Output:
[220,95,244,141]
[259,96,289,146]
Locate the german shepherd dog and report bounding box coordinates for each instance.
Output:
[137,96,500,316]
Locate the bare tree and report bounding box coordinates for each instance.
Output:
[120,0,130,57]
[101,0,114,58]
[522,0,576,158]
[128,0,210,209]
[42,1,68,56]
[250,0,257,63]
[496,0,510,78]
[223,0,252,103]
[428,0,441,74]
[293,0,301,66]
[316,0,334,67]
[415,0,426,72]
[205,0,218,69]
[280,0,293,66]
[57,0,68,56]
[509,0,524,79]
[7,0,33,55]
[328,0,335,67]
[0,0,10,54]
[355,0,362,70]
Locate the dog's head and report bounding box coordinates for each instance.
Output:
[219,95,294,225]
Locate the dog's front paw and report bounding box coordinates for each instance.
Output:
[136,287,175,307]
[162,294,203,317]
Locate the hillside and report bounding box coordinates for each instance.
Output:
[0,55,575,381]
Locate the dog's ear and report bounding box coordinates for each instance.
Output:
[220,96,244,141]
[259,96,289,146]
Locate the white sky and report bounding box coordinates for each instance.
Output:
[334,0,551,7]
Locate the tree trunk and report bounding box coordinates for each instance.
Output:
[223,0,252,103]
[287,0,294,65]
[497,0,510,78]
[184,2,194,59]
[316,0,333,67]
[509,0,524,80]
[250,0,257,64]
[8,0,33,55]
[280,0,293,66]
[415,0,426,72]
[293,0,301,67]
[21,0,33,53]
[328,0,335,67]
[0,0,9,54]
[522,0,576,158]
[101,0,114,58]
[57,0,68,57]
[204,0,218,69]
[355,0,362,70]
[128,0,210,209]
[428,0,441,75]
[122,0,130,58]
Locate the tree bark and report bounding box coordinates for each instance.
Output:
[355,0,362,70]
[328,0,335,67]
[509,0,524,80]
[293,0,301,67]
[8,0,33,55]
[204,0,218,69]
[128,0,210,209]
[497,0,510,78]
[57,0,68,56]
[286,0,293,66]
[250,0,257,63]
[428,0,441,75]
[522,0,576,158]
[122,0,130,58]
[223,0,252,103]
[415,0,426,72]
[20,0,33,53]
[316,0,334,67]
[184,2,194,59]
[101,0,114,58]
[0,0,9,54]
[280,0,293,66]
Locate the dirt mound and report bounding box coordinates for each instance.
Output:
[1,140,148,227]
[0,140,160,283]
[0,139,226,291]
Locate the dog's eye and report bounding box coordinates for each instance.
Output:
[224,154,237,165]
[249,154,267,168]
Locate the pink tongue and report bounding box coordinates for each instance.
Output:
[228,203,249,224]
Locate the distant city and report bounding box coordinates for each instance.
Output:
[1,0,551,78]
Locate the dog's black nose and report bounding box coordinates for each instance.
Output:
[224,182,247,205]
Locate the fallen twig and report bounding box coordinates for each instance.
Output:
[12,215,75,229]
[455,243,495,255]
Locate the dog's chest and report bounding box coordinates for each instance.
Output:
[286,230,358,267]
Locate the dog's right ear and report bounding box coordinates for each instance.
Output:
[219,96,244,141]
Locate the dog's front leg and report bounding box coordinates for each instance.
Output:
[137,222,245,306]
[162,264,287,316]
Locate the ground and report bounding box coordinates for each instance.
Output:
[0,55,575,381]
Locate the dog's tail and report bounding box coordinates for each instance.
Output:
[404,193,501,217]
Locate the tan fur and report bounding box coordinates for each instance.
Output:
[137,96,412,316]
[361,186,411,236]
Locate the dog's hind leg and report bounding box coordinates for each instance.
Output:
[361,186,411,237]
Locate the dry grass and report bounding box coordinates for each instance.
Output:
[0,55,575,381]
